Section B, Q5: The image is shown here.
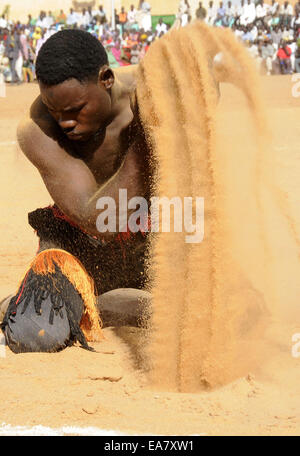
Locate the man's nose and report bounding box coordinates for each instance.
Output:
[59,119,77,131]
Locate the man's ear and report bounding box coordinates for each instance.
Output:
[98,65,115,90]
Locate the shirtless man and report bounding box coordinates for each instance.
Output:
[1,29,151,353]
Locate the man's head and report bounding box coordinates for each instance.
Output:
[36,29,114,142]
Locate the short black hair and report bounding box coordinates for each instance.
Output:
[36,29,108,86]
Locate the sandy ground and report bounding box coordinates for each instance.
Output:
[0,77,300,436]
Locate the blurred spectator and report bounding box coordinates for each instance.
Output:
[255,0,267,26]
[260,38,276,74]
[271,25,282,47]
[196,2,207,21]
[111,39,125,66]
[4,27,24,84]
[225,1,236,27]
[280,1,293,27]
[156,18,168,35]
[78,8,92,28]
[295,41,300,72]
[56,10,67,25]
[0,15,7,29]
[240,0,256,26]
[119,7,128,34]
[97,5,107,24]
[277,39,292,73]
[130,44,140,64]
[206,1,217,26]
[139,1,152,31]
[128,5,138,27]
[44,11,54,29]
[1,0,300,85]
[67,8,78,26]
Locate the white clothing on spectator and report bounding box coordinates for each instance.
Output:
[240,2,256,25]
[79,11,92,27]
[256,4,267,18]
[141,2,151,13]
[15,54,23,81]
[206,6,217,25]
[67,11,79,26]
[226,5,237,17]
[156,22,168,34]
[0,17,7,28]
[128,9,137,23]
[269,2,279,15]
[44,15,54,28]
[280,3,293,15]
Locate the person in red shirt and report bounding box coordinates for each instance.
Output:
[277,40,292,74]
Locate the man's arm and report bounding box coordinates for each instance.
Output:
[17,119,145,239]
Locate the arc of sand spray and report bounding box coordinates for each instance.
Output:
[137,37,191,390]
[137,22,220,391]
[137,22,271,391]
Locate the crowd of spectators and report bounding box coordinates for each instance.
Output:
[198,0,300,74]
[0,0,300,84]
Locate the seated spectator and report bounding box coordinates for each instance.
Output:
[242,24,254,41]
[255,0,267,26]
[260,38,276,74]
[295,41,300,72]
[44,11,54,29]
[277,39,292,73]
[111,39,125,66]
[206,1,217,26]
[196,2,207,21]
[67,8,78,27]
[217,2,226,18]
[293,12,300,30]
[56,9,67,25]
[236,0,245,23]
[271,25,282,48]
[269,0,279,16]
[130,43,140,64]
[225,1,236,27]
[240,0,256,26]
[280,1,293,27]
[156,18,168,35]
[105,43,121,68]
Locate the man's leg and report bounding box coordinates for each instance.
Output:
[97,288,152,328]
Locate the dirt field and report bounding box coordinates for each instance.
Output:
[0,76,300,436]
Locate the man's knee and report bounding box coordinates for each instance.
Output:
[97,288,152,328]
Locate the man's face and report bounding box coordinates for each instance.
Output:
[40,76,113,142]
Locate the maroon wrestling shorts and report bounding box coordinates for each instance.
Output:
[28,205,150,296]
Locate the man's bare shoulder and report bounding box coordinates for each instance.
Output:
[18,96,61,156]
[17,100,63,168]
